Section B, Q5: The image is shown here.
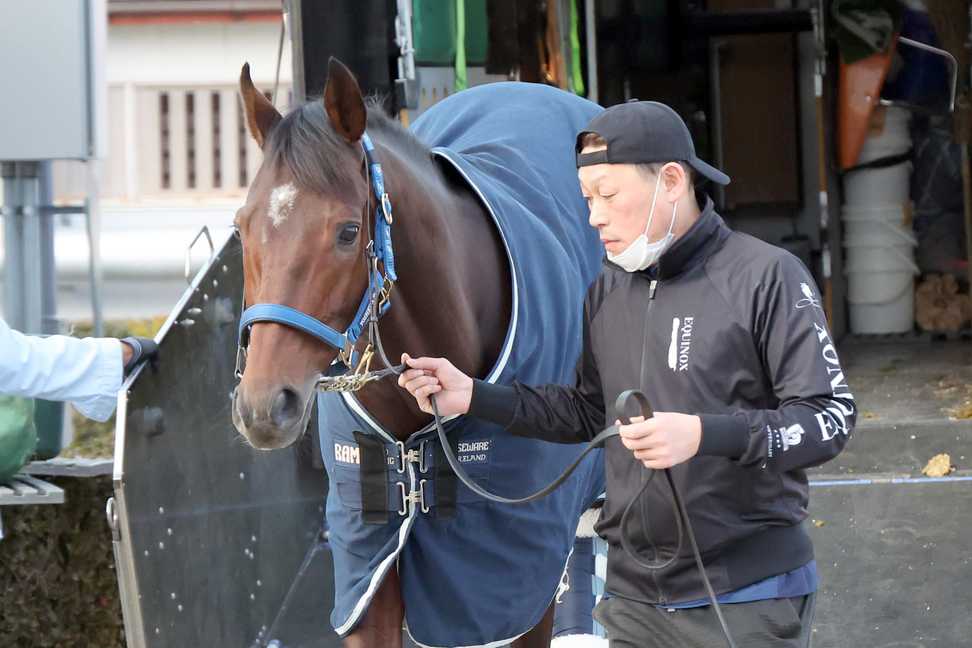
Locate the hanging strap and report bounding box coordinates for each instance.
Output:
[433,435,459,518]
[354,431,390,525]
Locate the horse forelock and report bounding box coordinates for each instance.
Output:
[260,96,429,204]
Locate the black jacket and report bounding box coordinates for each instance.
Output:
[470,198,855,605]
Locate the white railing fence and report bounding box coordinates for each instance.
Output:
[53,83,291,202]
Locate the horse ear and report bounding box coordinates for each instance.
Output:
[323,57,366,144]
[239,63,282,149]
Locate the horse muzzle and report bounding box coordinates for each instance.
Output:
[232,384,310,450]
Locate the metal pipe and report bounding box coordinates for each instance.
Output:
[2,162,43,334]
[38,161,58,334]
[585,0,598,103]
[811,3,834,326]
[85,162,104,336]
[2,162,24,330]
[285,0,305,104]
[884,36,959,114]
[964,4,972,299]
[709,39,727,209]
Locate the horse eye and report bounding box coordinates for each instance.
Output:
[337,224,360,245]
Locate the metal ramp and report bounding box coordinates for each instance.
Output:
[110,232,340,648]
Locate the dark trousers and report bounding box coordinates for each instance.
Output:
[593,593,816,648]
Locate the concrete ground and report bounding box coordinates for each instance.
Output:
[810,334,972,648]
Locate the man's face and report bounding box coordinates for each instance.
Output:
[577,148,677,255]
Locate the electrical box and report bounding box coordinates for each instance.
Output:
[0,0,106,161]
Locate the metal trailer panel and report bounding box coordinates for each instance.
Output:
[110,233,339,647]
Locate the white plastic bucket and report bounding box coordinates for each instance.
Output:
[858,106,912,163]
[841,204,910,226]
[848,284,914,333]
[842,218,917,247]
[847,275,915,334]
[843,163,912,206]
[844,240,918,334]
[844,242,918,274]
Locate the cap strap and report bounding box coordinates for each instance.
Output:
[576,150,610,168]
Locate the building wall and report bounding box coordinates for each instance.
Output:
[53,18,291,203]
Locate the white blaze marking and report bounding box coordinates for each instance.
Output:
[267,183,298,230]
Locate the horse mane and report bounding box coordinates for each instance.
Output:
[263,94,434,197]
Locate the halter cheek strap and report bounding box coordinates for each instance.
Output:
[236,132,397,375]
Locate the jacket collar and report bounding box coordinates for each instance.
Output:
[603,195,728,280]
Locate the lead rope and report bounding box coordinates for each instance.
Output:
[430,389,737,648]
[346,329,737,646]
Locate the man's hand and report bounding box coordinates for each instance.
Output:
[397,354,474,416]
[121,341,134,367]
[120,336,159,376]
[618,412,702,469]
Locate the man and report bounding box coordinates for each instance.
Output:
[0,317,157,422]
[399,100,854,647]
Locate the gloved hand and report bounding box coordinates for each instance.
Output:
[121,336,159,376]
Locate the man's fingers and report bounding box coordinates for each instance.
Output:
[624,435,663,452]
[416,384,442,400]
[618,420,656,441]
[398,368,432,386]
[403,354,444,371]
[403,375,439,395]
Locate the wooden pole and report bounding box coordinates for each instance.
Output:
[963,142,972,295]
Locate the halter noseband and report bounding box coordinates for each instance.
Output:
[235,133,398,385]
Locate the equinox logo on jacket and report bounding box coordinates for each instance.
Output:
[668,316,695,372]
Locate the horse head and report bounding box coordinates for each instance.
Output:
[231,58,374,450]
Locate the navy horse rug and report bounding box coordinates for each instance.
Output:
[317,82,606,648]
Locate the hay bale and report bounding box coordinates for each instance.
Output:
[916,274,972,331]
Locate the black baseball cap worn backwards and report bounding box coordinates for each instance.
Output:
[576,100,731,186]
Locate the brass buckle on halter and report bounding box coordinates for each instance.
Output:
[353,345,375,377]
[319,345,380,393]
[339,338,373,374]
[378,277,394,311]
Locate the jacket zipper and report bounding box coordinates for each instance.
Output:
[640,280,657,389]
[636,278,667,603]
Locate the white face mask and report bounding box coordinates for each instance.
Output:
[607,171,678,272]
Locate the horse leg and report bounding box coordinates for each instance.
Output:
[511,602,555,648]
[343,568,404,648]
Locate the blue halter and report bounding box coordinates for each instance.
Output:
[236,133,397,372]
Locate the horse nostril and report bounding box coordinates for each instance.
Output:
[270,387,302,428]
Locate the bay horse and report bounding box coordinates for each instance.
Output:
[232,58,603,648]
